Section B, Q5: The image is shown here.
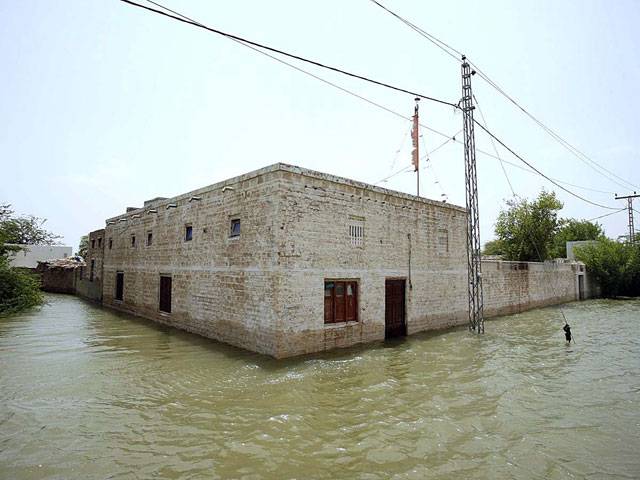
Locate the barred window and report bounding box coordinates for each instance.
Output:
[437,228,449,254]
[349,217,364,247]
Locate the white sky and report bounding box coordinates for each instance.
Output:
[2,0,639,250]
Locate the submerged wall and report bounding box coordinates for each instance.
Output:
[482,260,593,318]
[78,164,598,358]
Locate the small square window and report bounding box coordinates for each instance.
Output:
[185,225,193,242]
[91,239,95,249]
[230,219,240,238]
[97,238,102,248]
[147,231,153,246]
[131,235,136,247]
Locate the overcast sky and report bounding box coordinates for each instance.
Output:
[2,0,639,250]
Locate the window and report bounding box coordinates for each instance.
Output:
[91,239,95,249]
[159,276,172,313]
[115,272,124,301]
[185,225,193,242]
[349,217,364,247]
[98,238,102,248]
[79,266,84,280]
[324,280,358,324]
[90,259,95,282]
[147,231,153,246]
[131,235,136,247]
[437,228,449,254]
[108,238,113,250]
[230,218,241,238]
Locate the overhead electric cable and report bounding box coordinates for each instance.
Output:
[587,209,626,222]
[473,120,620,210]
[140,0,616,200]
[121,0,458,109]
[389,126,411,173]
[368,0,462,63]
[472,64,639,191]
[473,94,516,197]
[367,0,639,191]
[374,165,413,185]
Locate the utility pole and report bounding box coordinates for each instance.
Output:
[615,191,639,244]
[411,97,421,197]
[461,56,484,334]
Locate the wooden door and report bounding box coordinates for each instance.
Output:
[385,279,406,339]
[115,272,124,301]
[578,275,585,300]
[159,276,172,313]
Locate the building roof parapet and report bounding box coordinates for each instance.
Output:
[105,163,466,223]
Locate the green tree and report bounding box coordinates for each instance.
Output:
[0,214,61,245]
[482,238,506,256]
[76,235,89,258]
[0,255,43,316]
[0,203,56,316]
[549,219,604,258]
[575,239,640,297]
[494,190,563,261]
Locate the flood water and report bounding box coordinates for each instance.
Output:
[1,295,639,480]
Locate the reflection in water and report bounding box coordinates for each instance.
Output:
[1,294,639,479]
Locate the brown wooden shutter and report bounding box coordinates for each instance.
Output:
[346,282,357,321]
[324,282,334,323]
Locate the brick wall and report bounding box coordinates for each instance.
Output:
[88,163,592,358]
[273,166,468,357]
[41,268,76,293]
[100,168,283,356]
[76,229,105,302]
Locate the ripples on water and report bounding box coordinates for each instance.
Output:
[1,294,639,479]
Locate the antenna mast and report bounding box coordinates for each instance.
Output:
[411,97,421,196]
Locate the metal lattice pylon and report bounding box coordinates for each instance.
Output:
[628,198,636,244]
[461,57,484,333]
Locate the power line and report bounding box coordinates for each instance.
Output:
[473,119,620,210]
[368,0,462,63]
[420,134,448,200]
[388,126,411,173]
[374,135,456,186]
[121,0,458,109]
[141,0,461,168]
[367,0,639,192]
[587,208,626,222]
[431,136,616,195]
[374,165,413,185]
[137,1,617,203]
[473,93,515,197]
[468,63,639,192]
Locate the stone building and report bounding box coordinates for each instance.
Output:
[81,163,591,358]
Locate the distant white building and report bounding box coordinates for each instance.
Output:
[566,240,598,260]
[7,245,73,269]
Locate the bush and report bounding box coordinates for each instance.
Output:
[0,256,43,316]
[575,239,640,297]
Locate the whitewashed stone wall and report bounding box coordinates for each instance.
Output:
[93,163,590,358]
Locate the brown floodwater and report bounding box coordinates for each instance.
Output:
[1,294,639,479]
